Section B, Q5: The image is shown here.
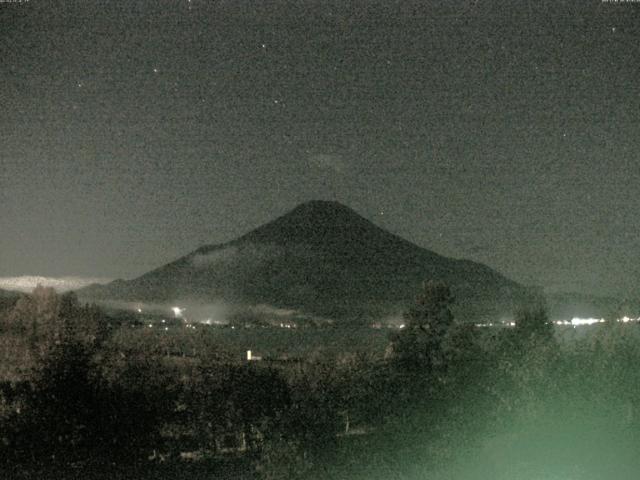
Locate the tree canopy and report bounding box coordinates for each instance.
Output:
[390,281,455,371]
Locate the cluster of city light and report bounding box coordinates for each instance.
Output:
[147,321,169,331]
[473,316,640,329]
[562,318,603,326]
[151,305,640,332]
[556,316,639,327]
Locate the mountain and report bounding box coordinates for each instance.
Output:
[0,288,20,298]
[0,288,20,313]
[546,291,635,321]
[80,201,530,322]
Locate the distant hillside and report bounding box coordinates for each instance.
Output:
[546,291,634,320]
[80,201,531,322]
[0,288,20,313]
[0,288,20,299]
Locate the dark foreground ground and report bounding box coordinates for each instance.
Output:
[3,459,252,480]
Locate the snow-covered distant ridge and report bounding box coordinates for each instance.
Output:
[0,276,111,293]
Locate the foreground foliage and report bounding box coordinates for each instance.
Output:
[1,287,640,479]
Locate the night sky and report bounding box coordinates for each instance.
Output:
[1,0,639,296]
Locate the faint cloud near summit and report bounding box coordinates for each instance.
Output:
[308,153,348,174]
[191,244,282,269]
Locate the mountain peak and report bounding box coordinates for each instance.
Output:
[237,200,378,247]
[290,200,354,214]
[283,200,366,226]
[79,199,527,322]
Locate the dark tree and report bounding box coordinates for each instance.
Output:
[513,304,554,343]
[390,281,455,372]
[185,362,291,454]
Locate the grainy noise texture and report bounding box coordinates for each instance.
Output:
[1,0,639,294]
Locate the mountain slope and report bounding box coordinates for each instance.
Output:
[80,201,530,322]
[0,288,20,298]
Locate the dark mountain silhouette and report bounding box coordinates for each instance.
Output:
[0,288,19,298]
[0,288,20,313]
[80,201,530,322]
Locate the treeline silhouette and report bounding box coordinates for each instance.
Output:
[1,283,640,479]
